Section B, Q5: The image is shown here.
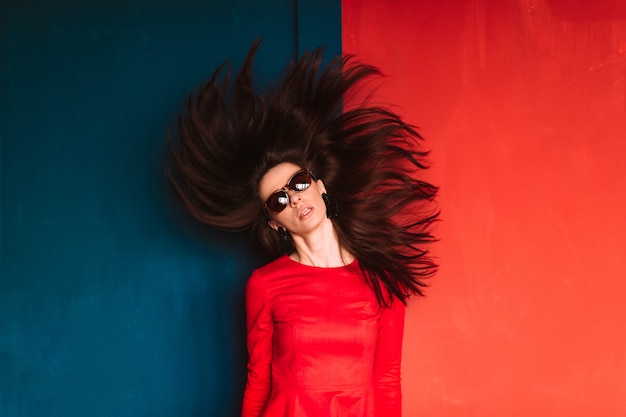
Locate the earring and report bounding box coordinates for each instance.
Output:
[277,226,295,255]
[322,193,338,218]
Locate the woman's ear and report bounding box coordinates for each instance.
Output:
[267,220,279,231]
[317,178,327,194]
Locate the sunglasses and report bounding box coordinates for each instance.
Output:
[263,169,315,214]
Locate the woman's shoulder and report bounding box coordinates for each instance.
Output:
[251,255,293,276]
[246,256,293,287]
[248,255,360,284]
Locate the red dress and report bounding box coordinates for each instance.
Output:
[241,256,405,417]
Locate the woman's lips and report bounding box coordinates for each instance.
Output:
[299,206,312,219]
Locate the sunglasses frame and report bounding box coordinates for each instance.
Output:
[263,168,317,215]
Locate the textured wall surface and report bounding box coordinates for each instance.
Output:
[344,1,626,416]
[0,1,340,416]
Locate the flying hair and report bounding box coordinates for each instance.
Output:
[167,40,440,307]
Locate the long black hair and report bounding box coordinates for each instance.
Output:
[167,41,439,306]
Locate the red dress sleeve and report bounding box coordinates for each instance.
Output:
[241,271,273,417]
[373,296,406,417]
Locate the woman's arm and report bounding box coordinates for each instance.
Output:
[373,296,406,417]
[241,272,273,417]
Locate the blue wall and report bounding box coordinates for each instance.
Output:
[0,1,340,416]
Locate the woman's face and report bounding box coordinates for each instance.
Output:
[258,162,327,236]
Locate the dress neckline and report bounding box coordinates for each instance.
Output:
[283,255,358,270]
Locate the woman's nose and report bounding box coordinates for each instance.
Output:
[288,191,301,206]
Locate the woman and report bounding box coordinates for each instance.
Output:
[167,41,438,417]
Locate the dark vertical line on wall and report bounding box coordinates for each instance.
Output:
[0,8,7,264]
[293,0,299,58]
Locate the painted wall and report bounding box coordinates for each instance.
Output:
[343,1,626,416]
[0,1,340,416]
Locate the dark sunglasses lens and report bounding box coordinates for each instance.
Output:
[265,170,313,213]
[288,171,312,192]
[266,190,289,213]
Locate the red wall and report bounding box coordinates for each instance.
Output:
[343,1,626,416]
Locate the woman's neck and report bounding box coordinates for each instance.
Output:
[289,220,354,267]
